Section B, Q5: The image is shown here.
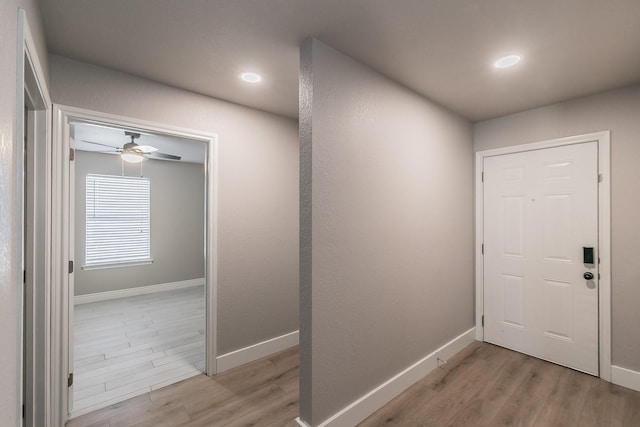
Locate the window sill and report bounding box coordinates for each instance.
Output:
[82,259,154,271]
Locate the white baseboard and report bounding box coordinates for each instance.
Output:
[216,330,299,373]
[611,365,640,392]
[305,327,476,427]
[74,278,205,305]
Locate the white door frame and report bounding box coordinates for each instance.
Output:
[474,131,611,381]
[51,105,218,424]
[17,9,53,427]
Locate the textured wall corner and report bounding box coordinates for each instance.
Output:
[298,37,314,426]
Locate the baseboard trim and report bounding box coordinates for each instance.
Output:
[295,417,310,427]
[611,365,640,392]
[216,330,299,373]
[74,278,205,305]
[313,327,476,427]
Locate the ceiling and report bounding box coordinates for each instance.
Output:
[74,122,207,164]
[39,0,640,121]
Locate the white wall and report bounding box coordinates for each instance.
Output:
[74,151,205,295]
[300,39,474,425]
[0,1,49,424]
[50,54,299,355]
[475,84,640,372]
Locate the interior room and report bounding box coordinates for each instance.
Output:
[2,1,640,427]
[70,122,207,415]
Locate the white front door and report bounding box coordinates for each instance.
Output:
[483,142,599,375]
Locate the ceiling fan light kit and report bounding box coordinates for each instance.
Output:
[121,150,144,163]
[121,132,145,163]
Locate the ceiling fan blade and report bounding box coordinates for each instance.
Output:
[81,140,121,150]
[150,152,182,161]
[136,145,159,153]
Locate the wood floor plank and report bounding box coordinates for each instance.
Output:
[533,367,594,427]
[578,379,629,427]
[128,406,191,427]
[74,384,106,401]
[487,358,566,427]
[443,349,534,427]
[222,388,298,427]
[76,361,155,388]
[622,387,640,426]
[74,354,107,368]
[213,358,281,395]
[149,374,231,409]
[74,383,152,414]
[249,389,300,427]
[407,343,506,426]
[66,393,152,427]
[150,368,205,391]
[183,384,286,427]
[104,358,199,390]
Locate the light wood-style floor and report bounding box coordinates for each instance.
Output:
[72,286,205,417]
[66,341,640,427]
[66,346,298,427]
[361,341,640,426]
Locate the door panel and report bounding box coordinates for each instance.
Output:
[484,142,598,375]
[502,197,524,256]
[501,274,524,327]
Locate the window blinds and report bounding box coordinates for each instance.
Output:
[85,174,151,266]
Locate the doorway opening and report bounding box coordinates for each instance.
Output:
[70,121,209,416]
[52,106,218,423]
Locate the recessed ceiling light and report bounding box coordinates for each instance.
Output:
[494,55,521,69]
[240,72,262,83]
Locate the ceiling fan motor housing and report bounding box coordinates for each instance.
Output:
[123,142,142,151]
[123,131,143,152]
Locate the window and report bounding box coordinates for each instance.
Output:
[85,174,151,267]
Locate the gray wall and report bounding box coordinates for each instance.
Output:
[74,151,205,295]
[300,39,474,426]
[474,84,640,372]
[0,1,48,423]
[50,55,299,354]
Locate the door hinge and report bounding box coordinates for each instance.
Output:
[23,269,26,284]
[598,174,602,182]
[69,147,75,161]
[481,243,484,255]
[69,260,74,274]
[481,171,484,182]
[598,273,601,280]
[481,315,484,327]
[68,373,74,387]
[22,404,25,418]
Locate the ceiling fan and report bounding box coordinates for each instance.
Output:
[82,131,182,163]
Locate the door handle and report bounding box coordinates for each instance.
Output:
[583,272,594,280]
